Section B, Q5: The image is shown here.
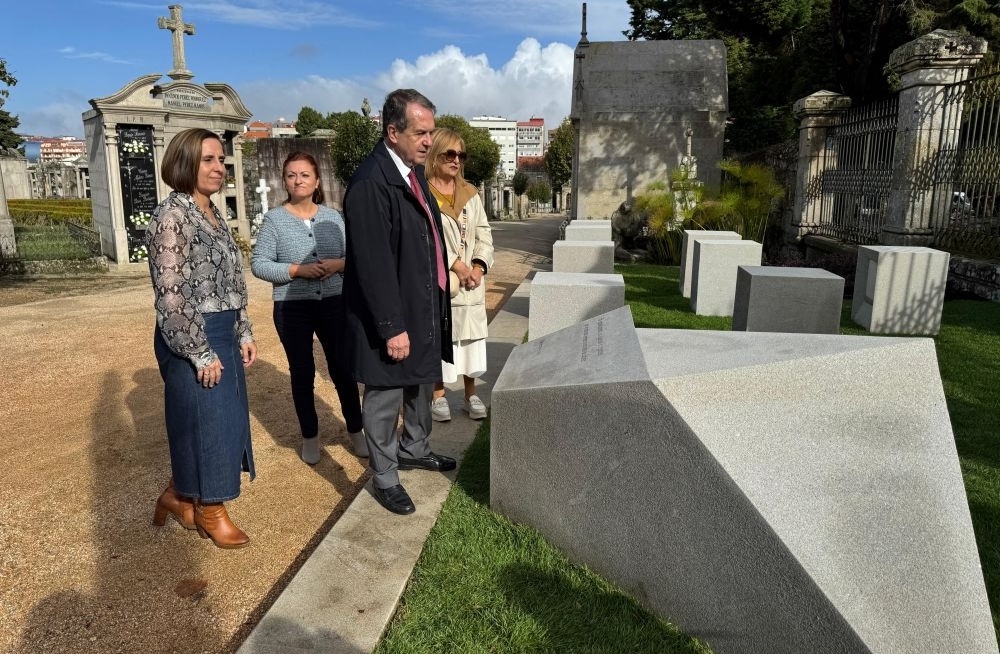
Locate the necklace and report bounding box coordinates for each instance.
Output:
[429,180,456,207]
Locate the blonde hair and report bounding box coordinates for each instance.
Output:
[426,128,466,183]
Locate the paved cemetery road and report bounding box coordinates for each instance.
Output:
[491,212,565,259]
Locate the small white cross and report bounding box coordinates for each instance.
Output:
[255,178,271,214]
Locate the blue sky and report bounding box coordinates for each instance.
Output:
[1,0,632,139]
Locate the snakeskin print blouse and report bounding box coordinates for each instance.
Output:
[145,191,253,370]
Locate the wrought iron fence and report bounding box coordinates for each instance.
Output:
[817,97,898,245]
[931,63,1000,259]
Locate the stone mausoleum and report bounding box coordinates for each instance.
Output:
[83,4,251,264]
[569,6,728,220]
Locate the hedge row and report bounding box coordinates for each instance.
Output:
[6,199,93,226]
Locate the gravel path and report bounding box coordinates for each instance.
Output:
[0,247,536,654]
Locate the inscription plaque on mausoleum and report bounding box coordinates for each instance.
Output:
[116,125,158,262]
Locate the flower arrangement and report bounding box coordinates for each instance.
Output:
[121,139,150,156]
[128,211,151,228]
[129,244,149,263]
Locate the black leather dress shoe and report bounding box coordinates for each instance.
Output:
[397,452,457,472]
[371,484,415,515]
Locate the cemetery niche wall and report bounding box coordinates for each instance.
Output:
[491,306,998,654]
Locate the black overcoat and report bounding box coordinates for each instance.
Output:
[342,142,453,386]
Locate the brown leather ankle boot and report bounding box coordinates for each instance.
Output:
[152,478,196,530]
[194,502,250,549]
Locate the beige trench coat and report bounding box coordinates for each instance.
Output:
[438,186,494,342]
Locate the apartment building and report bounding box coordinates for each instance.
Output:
[516,117,546,159]
[39,137,86,163]
[470,115,518,179]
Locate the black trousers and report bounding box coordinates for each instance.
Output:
[273,295,363,438]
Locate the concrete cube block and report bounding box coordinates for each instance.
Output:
[565,220,613,241]
[691,239,762,316]
[552,240,615,274]
[733,266,845,334]
[852,246,950,335]
[679,230,741,298]
[528,272,625,340]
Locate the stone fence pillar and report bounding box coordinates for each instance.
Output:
[882,30,987,245]
[788,91,851,244]
[0,162,15,258]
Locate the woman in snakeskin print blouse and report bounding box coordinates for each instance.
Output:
[145,128,257,549]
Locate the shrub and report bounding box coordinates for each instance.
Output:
[615,160,785,265]
[7,199,93,226]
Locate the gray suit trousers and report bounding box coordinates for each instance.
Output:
[362,383,433,489]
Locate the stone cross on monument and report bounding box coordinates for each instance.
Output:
[157,4,195,81]
[255,178,271,214]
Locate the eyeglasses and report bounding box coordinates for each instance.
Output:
[439,149,467,162]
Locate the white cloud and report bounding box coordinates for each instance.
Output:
[17,102,91,138]
[240,39,575,130]
[58,47,133,65]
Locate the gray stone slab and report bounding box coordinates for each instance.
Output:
[564,221,612,241]
[852,245,950,335]
[733,265,844,333]
[551,240,615,274]
[691,239,762,316]
[492,307,997,654]
[528,272,625,340]
[679,230,741,298]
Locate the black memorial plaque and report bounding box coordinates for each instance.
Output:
[117,125,158,262]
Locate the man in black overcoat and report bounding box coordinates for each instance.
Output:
[342,88,455,515]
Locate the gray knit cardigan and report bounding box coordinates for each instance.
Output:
[250,204,346,301]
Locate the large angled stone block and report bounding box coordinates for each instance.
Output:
[679,230,741,298]
[852,245,950,335]
[492,307,996,654]
[552,240,615,273]
[528,272,625,340]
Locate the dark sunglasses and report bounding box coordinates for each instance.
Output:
[439,149,467,162]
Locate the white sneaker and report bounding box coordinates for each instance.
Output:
[431,397,451,422]
[464,395,487,420]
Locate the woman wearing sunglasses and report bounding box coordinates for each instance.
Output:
[425,128,494,422]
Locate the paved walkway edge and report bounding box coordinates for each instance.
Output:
[237,279,532,654]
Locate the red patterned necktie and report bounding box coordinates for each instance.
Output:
[408,168,447,291]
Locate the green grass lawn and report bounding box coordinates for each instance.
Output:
[13,225,93,260]
[376,263,1000,652]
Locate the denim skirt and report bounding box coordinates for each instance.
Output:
[154,310,255,503]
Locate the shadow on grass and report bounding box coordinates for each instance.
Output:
[500,564,710,654]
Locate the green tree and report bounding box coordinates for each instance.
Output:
[625,0,1000,152]
[527,180,552,212]
[512,170,529,219]
[434,115,500,187]
[295,106,326,137]
[544,118,573,202]
[0,58,23,151]
[329,110,380,184]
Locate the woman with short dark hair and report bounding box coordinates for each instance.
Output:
[146,127,257,549]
